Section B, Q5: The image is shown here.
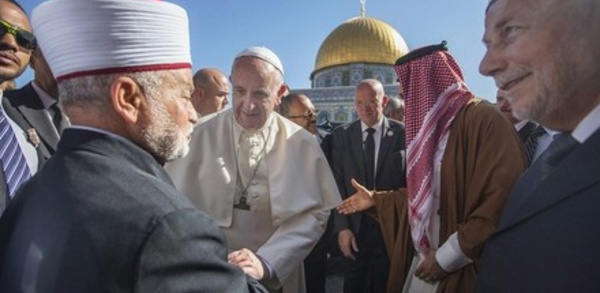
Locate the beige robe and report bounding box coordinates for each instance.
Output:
[166,109,341,293]
[373,99,526,293]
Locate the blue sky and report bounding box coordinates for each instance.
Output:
[16,0,496,101]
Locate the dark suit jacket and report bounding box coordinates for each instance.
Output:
[0,97,44,214]
[331,118,406,236]
[0,129,266,293]
[475,129,600,293]
[4,82,62,162]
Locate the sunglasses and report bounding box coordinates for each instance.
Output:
[0,19,37,50]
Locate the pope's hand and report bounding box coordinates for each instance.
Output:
[336,178,375,215]
[228,248,265,280]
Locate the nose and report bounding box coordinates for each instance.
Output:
[0,32,20,52]
[241,97,255,112]
[187,101,198,125]
[479,46,505,78]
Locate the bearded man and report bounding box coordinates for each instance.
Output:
[0,1,267,292]
[337,42,524,293]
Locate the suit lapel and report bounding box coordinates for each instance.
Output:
[376,118,394,178]
[349,121,367,183]
[498,129,600,232]
[19,103,60,149]
[13,85,60,151]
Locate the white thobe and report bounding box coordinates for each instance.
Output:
[403,134,472,293]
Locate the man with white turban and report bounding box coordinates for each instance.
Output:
[166,46,341,293]
[0,0,267,292]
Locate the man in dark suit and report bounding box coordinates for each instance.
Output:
[0,0,267,292]
[0,0,39,214]
[477,0,600,292]
[5,47,65,161]
[331,79,406,293]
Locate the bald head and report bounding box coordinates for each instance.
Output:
[355,79,388,127]
[281,93,318,134]
[191,68,230,116]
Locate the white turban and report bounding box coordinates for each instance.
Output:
[235,46,284,76]
[31,0,192,81]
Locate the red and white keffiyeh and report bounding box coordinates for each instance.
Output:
[394,45,472,255]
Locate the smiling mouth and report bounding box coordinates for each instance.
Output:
[499,73,531,91]
[243,112,260,117]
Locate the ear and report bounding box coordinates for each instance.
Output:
[275,83,288,106]
[110,76,143,124]
[196,86,205,100]
[382,95,389,108]
[29,51,38,70]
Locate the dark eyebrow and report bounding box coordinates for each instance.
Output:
[482,14,511,46]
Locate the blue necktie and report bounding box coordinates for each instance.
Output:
[0,110,31,199]
[500,132,580,221]
[538,133,579,181]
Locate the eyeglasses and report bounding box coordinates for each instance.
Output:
[0,19,37,50]
[356,100,380,107]
[287,109,319,120]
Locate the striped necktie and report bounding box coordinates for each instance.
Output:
[0,110,31,199]
[523,125,546,166]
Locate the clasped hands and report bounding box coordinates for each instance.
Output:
[228,248,265,280]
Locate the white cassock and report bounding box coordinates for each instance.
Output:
[166,109,341,293]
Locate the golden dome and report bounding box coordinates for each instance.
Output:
[313,16,409,75]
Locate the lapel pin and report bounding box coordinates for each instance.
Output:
[27,128,41,148]
[387,130,394,137]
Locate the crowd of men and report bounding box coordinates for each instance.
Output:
[0,0,598,292]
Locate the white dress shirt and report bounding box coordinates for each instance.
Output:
[360,118,384,178]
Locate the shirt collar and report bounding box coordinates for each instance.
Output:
[513,120,529,131]
[31,81,58,110]
[571,102,600,143]
[360,117,384,134]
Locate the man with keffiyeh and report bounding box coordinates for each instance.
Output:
[337,42,525,293]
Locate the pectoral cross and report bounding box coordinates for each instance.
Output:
[234,195,251,210]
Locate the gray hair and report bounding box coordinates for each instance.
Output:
[58,71,168,112]
[384,97,405,116]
